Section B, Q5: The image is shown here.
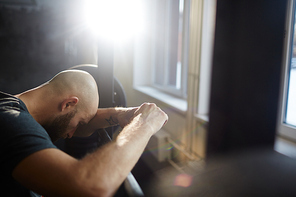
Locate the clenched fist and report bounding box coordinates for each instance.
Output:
[131,103,168,135]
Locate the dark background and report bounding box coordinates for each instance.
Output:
[0,0,96,95]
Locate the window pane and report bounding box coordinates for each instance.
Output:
[168,0,184,89]
[285,11,296,127]
[152,0,188,98]
[176,0,184,90]
[153,1,166,86]
[154,42,165,85]
[286,58,296,126]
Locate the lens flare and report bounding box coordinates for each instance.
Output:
[174,173,193,188]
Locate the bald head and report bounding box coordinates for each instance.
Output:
[48,69,99,112]
[14,69,100,141]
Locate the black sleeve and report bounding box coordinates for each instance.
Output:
[0,106,57,177]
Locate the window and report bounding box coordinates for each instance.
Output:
[151,0,190,98]
[278,0,296,140]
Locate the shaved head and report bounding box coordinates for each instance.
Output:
[48,69,99,112]
[40,69,99,141]
[16,69,100,141]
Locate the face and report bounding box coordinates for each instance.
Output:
[43,109,77,142]
[44,106,98,142]
[44,95,99,142]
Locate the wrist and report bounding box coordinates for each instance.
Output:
[115,107,137,128]
[103,108,122,127]
[105,115,119,126]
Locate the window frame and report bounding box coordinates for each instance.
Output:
[196,0,216,116]
[277,0,296,141]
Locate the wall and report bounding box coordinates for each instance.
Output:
[0,0,97,94]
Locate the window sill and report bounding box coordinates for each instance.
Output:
[274,136,296,159]
[134,86,187,114]
[195,113,209,124]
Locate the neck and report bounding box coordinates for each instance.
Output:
[15,85,55,125]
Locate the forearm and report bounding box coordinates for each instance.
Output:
[89,107,137,129]
[91,108,122,128]
[76,117,152,196]
[75,107,133,137]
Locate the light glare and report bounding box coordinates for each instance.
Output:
[84,0,145,42]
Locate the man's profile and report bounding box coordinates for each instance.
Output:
[0,69,168,197]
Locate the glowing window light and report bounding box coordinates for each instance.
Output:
[83,0,145,42]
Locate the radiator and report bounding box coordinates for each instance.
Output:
[146,129,171,162]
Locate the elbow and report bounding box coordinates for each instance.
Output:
[80,184,118,197]
[97,187,117,197]
[75,173,120,197]
[90,181,119,197]
[73,156,125,197]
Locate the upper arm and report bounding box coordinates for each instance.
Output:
[12,148,90,197]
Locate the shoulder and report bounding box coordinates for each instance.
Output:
[0,91,56,176]
[0,91,27,114]
[0,91,42,135]
[0,93,54,147]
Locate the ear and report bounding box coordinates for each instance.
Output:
[61,97,79,112]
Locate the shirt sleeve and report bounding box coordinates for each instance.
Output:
[0,106,57,176]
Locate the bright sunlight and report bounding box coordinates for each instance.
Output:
[83,0,145,43]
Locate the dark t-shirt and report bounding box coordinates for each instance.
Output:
[0,91,57,196]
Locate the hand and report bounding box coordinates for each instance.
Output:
[131,103,168,135]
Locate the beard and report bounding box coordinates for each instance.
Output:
[43,109,77,142]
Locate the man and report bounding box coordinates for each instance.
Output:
[0,69,168,197]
